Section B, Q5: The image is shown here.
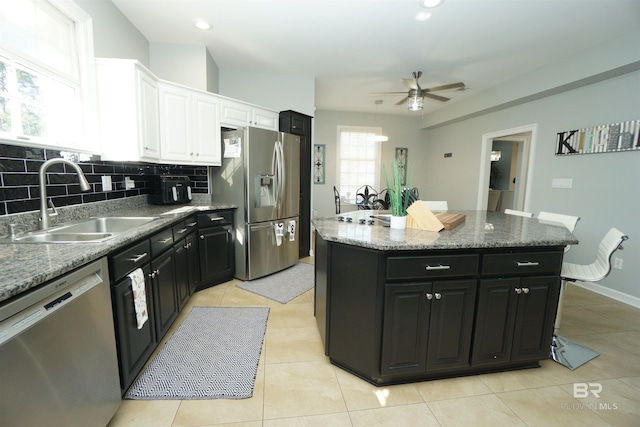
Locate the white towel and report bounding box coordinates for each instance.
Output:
[128,268,148,329]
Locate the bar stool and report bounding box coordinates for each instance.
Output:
[537,211,580,253]
[550,227,628,369]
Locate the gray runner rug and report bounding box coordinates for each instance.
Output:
[125,306,269,400]
[238,262,314,304]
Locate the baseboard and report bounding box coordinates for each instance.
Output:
[571,281,640,309]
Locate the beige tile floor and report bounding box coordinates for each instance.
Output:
[108,260,640,427]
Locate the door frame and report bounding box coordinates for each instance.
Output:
[476,124,538,211]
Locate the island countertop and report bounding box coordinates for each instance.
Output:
[312,210,578,251]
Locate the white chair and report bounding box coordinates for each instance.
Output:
[538,211,580,253]
[504,208,533,218]
[550,227,628,370]
[423,201,448,212]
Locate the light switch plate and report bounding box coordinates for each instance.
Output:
[552,178,572,189]
[101,175,112,191]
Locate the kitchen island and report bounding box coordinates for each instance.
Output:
[312,210,577,385]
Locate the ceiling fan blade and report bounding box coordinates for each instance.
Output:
[425,82,465,92]
[395,97,409,106]
[402,78,418,90]
[424,93,450,102]
[370,91,408,95]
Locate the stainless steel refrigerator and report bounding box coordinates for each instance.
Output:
[210,127,300,280]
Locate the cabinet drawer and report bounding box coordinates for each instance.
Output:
[172,220,188,240]
[109,239,151,282]
[481,251,562,276]
[387,254,479,280]
[197,211,233,228]
[150,227,174,257]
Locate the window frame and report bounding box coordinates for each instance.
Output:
[0,0,98,153]
[336,125,383,204]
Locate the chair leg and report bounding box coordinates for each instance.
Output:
[549,279,600,370]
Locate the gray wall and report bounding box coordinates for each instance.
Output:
[75,0,149,66]
[425,70,640,303]
[313,110,428,219]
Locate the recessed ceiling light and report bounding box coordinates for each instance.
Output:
[194,20,212,30]
[418,0,445,8]
[415,11,432,21]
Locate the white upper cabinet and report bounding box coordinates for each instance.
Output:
[96,59,160,162]
[158,81,221,166]
[219,98,279,131]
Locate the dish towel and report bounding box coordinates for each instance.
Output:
[128,268,148,329]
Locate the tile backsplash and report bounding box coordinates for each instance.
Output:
[0,143,209,216]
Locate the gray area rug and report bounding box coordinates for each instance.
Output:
[238,262,314,304]
[125,306,269,400]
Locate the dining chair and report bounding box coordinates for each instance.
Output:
[423,200,448,212]
[504,208,533,218]
[355,185,378,210]
[550,227,628,370]
[537,211,580,253]
[333,186,340,214]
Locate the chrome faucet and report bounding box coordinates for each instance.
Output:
[39,159,91,230]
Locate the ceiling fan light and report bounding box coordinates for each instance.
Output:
[194,20,212,30]
[408,97,423,111]
[418,0,445,8]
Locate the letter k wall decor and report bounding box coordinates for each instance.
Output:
[555,119,640,155]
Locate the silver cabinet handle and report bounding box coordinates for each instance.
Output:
[127,253,148,263]
[434,293,442,300]
[209,217,224,222]
[426,293,433,300]
[522,287,530,294]
[515,288,522,294]
[159,238,172,244]
[187,221,197,227]
[176,227,188,235]
[516,261,539,267]
[425,265,451,271]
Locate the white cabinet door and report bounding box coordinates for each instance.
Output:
[96,59,160,162]
[158,83,192,163]
[252,108,279,131]
[192,93,221,166]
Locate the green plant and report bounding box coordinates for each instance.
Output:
[383,159,410,217]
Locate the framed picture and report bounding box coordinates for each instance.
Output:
[395,147,408,186]
[313,144,325,184]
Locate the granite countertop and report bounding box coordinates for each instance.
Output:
[312,210,578,251]
[0,201,235,304]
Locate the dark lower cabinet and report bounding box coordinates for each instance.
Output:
[472,276,560,366]
[197,210,235,288]
[151,248,178,341]
[381,280,476,377]
[111,263,155,393]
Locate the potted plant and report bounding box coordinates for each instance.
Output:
[383,159,411,229]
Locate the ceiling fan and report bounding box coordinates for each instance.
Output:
[371,71,465,110]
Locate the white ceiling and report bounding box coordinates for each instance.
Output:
[111,0,640,115]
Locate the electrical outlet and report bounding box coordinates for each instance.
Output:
[101,175,112,191]
[613,258,623,270]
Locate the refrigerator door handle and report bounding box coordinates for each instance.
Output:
[251,222,277,231]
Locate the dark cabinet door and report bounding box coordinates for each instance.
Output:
[472,278,519,366]
[381,279,476,377]
[381,283,430,376]
[151,249,178,341]
[111,263,155,393]
[425,279,477,372]
[198,224,234,285]
[472,276,560,366]
[173,239,190,311]
[186,232,200,295]
[511,276,560,362]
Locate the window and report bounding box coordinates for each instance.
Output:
[0,0,96,152]
[337,125,382,202]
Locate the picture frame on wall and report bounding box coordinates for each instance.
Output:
[395,147,408,186]
[313,144,325,184]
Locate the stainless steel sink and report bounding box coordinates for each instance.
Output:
[6,216,159,244]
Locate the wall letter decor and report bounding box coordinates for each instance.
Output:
[313,144,325,184]
[555,119,640,155]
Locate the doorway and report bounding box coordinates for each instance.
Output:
[476,124,538,211]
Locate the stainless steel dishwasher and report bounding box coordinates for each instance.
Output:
[0,258,121,427]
